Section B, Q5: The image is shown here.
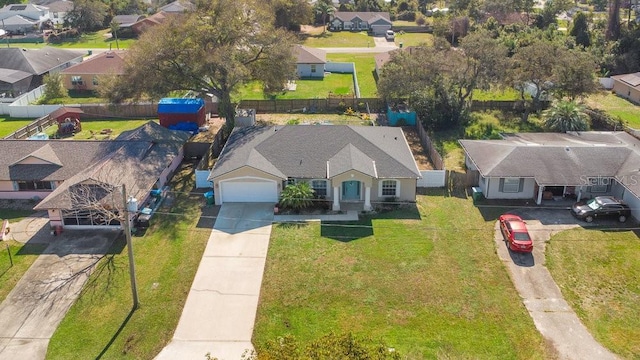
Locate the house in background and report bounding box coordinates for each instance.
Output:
[159,0,195,13]
[20,121,190,230]
[209,125,421,211]
[0,3,50,33]
[611,72,640,104]
[60,50,126,92]
[293,45,326,79]
[0,47,84,95]
[112,14,144,38]
[131,11,168,36]
[42,0,73,26]
[328,12,391,35]
[460,132,640,220]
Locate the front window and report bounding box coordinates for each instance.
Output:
[16,181,53,191]
[311,180,327,197]
[92,76,99,86]
[502,178,520,193]
[311,64,316,73]
[381,180,397,196]
[71,76,83,85]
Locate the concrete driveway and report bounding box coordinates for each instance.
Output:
[495,208,618,360]
[0,217,117,360]
[156,203,274,360]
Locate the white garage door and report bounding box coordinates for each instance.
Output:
[220,179,278,203]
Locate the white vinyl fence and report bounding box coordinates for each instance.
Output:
[417,170,446,187]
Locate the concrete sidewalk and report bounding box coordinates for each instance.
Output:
[156,203,274,360]
[495,217,618,360]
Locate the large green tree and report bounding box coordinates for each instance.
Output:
[570,11,591,47]
[553,49,598,100]
[64,0,108,32]
[268,0,312,30]
[314,0,335,32]
[104,0,297,131]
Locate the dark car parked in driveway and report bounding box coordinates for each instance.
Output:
[571,196,631,223]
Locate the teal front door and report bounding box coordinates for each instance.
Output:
[342,181,360,200]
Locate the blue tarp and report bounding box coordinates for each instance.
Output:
[168,122,199,134]
[158,98,204,114]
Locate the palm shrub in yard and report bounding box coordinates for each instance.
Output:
[279,182,314,210]
[544,100,590,132]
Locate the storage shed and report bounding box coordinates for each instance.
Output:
[157,98,206,128]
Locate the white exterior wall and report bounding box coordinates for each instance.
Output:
[296,63,324,78]
[485,177,536,199]
[195,169,213,189]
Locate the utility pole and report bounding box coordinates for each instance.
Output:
[122,184,139,310]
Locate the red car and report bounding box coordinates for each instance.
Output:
[499,214,533,253]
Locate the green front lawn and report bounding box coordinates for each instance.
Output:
[546,228,640,358]
[0,117,36,138]
[237,73,354,100]
[0,209,44,303]
[254,193,552,359]
[584,91,640,128]
[45,119,153,139]
[302,31,372,48]
[393,32,434,47]
[8,29,136,49]
[327,53,378,98]
[47,162,210,359]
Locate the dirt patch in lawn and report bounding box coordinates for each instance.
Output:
[402,126,434,170]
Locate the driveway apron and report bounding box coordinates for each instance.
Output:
[0,230,117,360]
[156,203,274,360]
[495,218,618,360]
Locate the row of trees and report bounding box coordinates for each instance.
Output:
[377,29,599,130]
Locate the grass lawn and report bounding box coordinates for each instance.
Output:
[0,117,36,138]
[432,110,543,170]
[237,73,354,100]
[0,208,44,303]
[302,31,372,48]
[255,113,373,126]
[8,29,136,50]
[584,91,640,128]
[393,32,434,47]
[327,53,377,98]
[45,119,153,140]
[254,192,553,359]
[47,161,210,359]
[546,228,640,358]
[39,93,105,105]
[474,88,525,101]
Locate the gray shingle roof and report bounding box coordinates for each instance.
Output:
[0,47,84,75]
[293,45,326,64]
[459,132,640,195]
[0,121,188,210]
[211,125,420,180]
[332,11,391,23]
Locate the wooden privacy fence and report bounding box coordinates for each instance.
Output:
[4,114,56,139]
[238,98,385,114]
[195,128,227,189]
[79,103,157,119]
[415,119,445,171]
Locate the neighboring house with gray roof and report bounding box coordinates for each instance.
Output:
[611,72,640,104]
[0,121,188,230]
[43,0,73,25]
[328,12,391,35]
[0,47,84,95]
[293,45,326,79]
[460,132,640,220]
[208,125,421,211]
[0,3,50,32]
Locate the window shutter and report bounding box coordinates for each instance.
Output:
[499,178,504,192]
[518,179,524,192]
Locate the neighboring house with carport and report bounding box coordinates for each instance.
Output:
[460,132,640,220]
[328,12,391,35]
[0,121,188,229]
[293,45,326,79]
[611,72,640,104]
[208,125,421,211]
[0,47,84,95]
[60,50,126,92]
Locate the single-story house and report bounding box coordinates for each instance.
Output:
[0,121,189,229]
[0,3,50,32]
[60,50,126,91]
[208,125,421,210]
[112,14,144,38]
[293,45,326,79]
[131,11,168,35]
[159,0,195,13]
[611,72,640,104]
[0,47,84,95]
[328,12,391,35]
[460,132,640,220]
